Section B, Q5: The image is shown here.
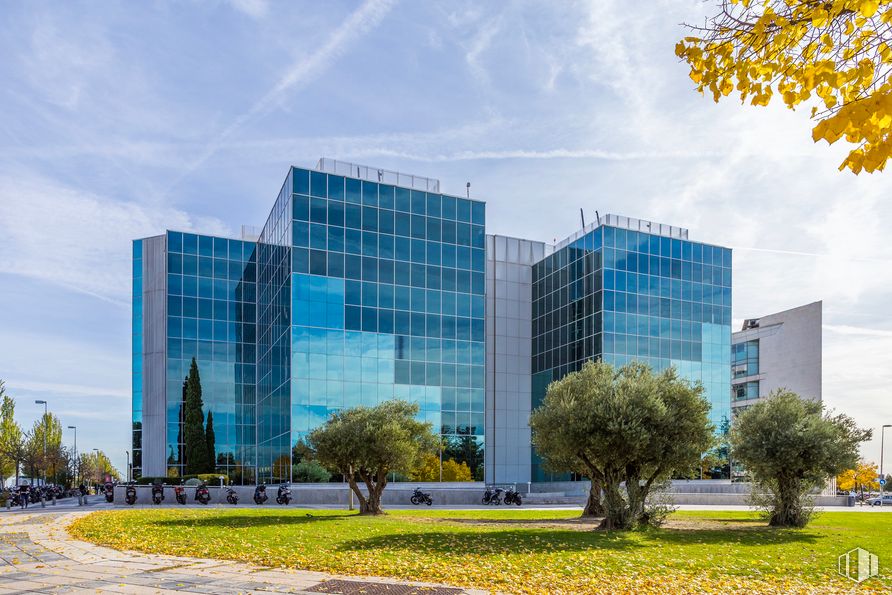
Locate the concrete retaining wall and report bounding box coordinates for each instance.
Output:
[113,484,489,507]
[113,481,852,507]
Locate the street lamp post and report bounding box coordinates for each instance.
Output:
[67,426,77,486]
[881,425,892,507]
[92,449,100,487]
[34,400,47,486]
[125,450,130,483]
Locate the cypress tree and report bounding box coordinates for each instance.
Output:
[205,411,216,474]
[183,358,208,474]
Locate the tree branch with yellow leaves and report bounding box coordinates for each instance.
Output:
[678,0,892,173]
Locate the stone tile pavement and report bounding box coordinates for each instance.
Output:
[0,509,485,594]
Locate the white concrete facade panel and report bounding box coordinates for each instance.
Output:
[732,301,822,412]
[484,235,548,485]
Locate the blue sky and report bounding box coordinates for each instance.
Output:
[2,0,892,474]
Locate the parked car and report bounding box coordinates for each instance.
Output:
[866,494,892,506]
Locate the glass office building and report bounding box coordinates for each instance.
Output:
[131,233,257,481]
[134,161,486,483]
[530,215,732,481]
[134,163,732,484]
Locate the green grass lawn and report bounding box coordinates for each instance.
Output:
[69,508,891,594]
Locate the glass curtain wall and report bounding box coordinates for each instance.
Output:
[256,174,294,483]
[164,231,257,481]
[285,166,487,482]
[132,240,144,477]
[531,225,732,481]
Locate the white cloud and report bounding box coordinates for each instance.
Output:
[169,0,398,188]
[0,172,231,303]
[227,0,268,19]
[20,17,114,110]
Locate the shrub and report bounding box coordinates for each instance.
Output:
[294,460,332,483]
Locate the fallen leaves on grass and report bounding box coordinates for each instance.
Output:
[68,509,890,594]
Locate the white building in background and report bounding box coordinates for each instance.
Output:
[731,301,822,415]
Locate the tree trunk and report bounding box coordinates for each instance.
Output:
[770,477,807,527]
[346,475,369,512]
[598,478,632,530]
[582,479,605,517]
[356,468,386,515]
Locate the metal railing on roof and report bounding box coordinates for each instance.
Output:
[315,158,440,193]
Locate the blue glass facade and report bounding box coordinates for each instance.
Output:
[256,167,487,483]
[133,162,735,485]
[133,164,486,483]
[162,232,258,481]
[530,224,732,481]
[132,240,143,475]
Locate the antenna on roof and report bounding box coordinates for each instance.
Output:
[595,210,601,225]
[466,182,470,198]
[580,208,585,228]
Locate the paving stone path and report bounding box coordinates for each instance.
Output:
[0,509,482,594]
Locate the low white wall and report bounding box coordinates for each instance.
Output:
[113,483,488,507]
[113,482,854,507]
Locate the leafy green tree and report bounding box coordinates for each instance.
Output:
[0,381,23,485]
[731,390,870,528]
[530,360,713,530]
[182,358,209,474]
[293,460,332,483]
[309,400,438,515]
[79,450,120,484]
[205,411,216,473]
[27,412,63,484]
[292,438,314,464]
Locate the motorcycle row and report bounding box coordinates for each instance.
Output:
[108,483,522,507]
[120,482,292,506]
[5,485,69,508]
[407,486,523,506]
[482,486,522,505]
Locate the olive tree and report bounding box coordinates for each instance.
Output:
[530,360,713,530]
[731,390,870,528]
[309,400,438,515]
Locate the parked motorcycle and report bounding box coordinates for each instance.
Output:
[482,486,503,505]
[253,484,268,505]
[194,483,210,505]
[103,482,114,503]
[410,487,433,506]
[174,485,187,505]
[503,487,522,506]
[151,482,165,505]
[276,483,292,505]
[125,483,137,506]
[225,487,239,505]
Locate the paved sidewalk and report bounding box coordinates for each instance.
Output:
[0,510,484,594]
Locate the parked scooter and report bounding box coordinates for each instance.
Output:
[103,481,114,503]
[253,484,268,504]
[503,487,522,506]
[125,483,137,506]
[482,486,503,505]
[174,485,187,505]
[151,482,165,505]
[194,483,210,505]
[410,487,433,506]
[276,483,292,505]
[225,487,239,505]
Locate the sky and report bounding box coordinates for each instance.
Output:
[1,0,891,476]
